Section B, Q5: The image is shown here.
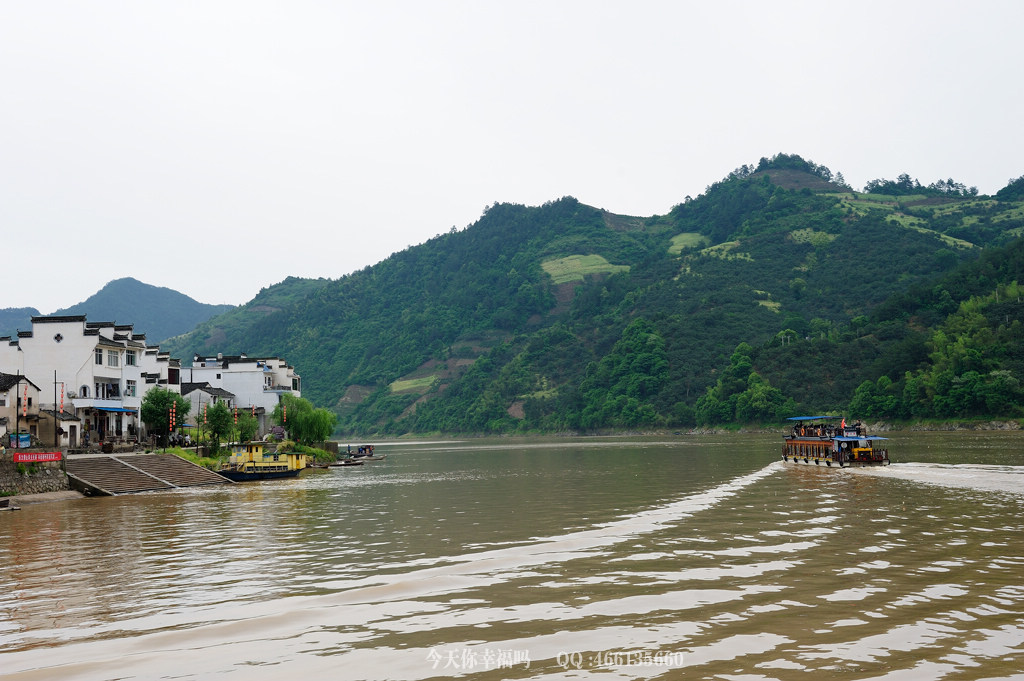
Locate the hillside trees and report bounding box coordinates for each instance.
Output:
[863,174,977,197]
[996,175,1024,201]
[140,387,191,447]
[272,393,338,444]
[204,402,233,452]
[695,343,794,425]
[162,159,1024,434]
[576,319,668,429]
[865,173,921,195]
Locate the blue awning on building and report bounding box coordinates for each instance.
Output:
[95,407,137,413]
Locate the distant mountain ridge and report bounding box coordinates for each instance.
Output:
[0,307,40,339]
[0,278,235,343]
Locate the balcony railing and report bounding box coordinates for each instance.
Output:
[71,398,127,410]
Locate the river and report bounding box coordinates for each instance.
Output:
[2,431,1024,680]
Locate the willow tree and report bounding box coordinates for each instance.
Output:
[204,401,233,453]
[271,393,337,445]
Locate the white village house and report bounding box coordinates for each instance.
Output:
[0,316,180,446]
[0,315,301,447]
[0,372,43,444]
[183,354,301,434]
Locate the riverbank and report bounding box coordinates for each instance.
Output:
[349,419,1021,440]
[5,490,84,506]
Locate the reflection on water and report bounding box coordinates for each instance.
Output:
[2,432,1024,679]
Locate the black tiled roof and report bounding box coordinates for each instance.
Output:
[31,315,87,324]
[0,372,42,392]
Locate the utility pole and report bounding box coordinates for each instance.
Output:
[53,371,59,449]
[54,370,67,473]
[14,371,21,448]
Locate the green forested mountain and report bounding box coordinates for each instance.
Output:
[55,277,235,343]
[163,154,1024,433]
[0,307,40,339]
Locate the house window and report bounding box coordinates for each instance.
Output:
[126,380,137,397]
[126,350,137,366]
[168,368,179,385]
[95,348,103,365]
[108,350,119,367]
[0,397,5,407]
[216,373,221,379]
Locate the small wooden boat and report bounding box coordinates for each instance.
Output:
[782,416,890,467]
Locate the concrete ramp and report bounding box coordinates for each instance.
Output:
[67,453,231,496]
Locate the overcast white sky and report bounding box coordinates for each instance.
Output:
[3,1,1023,314]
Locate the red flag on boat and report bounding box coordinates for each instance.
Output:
[841,417,846,429]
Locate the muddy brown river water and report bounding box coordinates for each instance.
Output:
[2,431,1023,680]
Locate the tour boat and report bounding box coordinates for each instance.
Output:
[782,416,890,467]
[217,441,307,481]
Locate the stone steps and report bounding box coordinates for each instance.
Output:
[128,454,229,488]
[66,454,230,495]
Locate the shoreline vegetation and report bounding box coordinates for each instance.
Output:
[349,418,1021,439]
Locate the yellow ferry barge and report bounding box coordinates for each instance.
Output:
[217,441,307,481]
[782,416,889,467]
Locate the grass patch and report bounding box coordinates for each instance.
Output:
[541,255,630,284]
[789,228,838,247]
[928,199,995,216]
[520,387,558,400]
[896,223,976,249]
[840,198,895,217]
[700,241,753,261]
[993,204,1024,222]
[390,375,438,394]
[172,447,223,471]
[886,213,928,228]
[295,444,335,464]
[668,232,709,254]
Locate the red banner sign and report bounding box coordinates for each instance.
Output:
[13,452,63,463]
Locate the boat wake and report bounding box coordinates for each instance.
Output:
[1,462,784,679]
[849,461,1024,495]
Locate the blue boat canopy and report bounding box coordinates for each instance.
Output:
[834,435,889,441]
[786,416,839,421]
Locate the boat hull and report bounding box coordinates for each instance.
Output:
[781,454,889,468]
[216,468,301,482]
